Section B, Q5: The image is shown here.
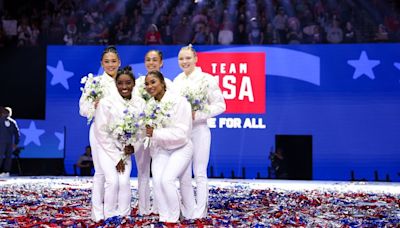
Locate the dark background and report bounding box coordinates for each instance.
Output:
[0,47,46,119]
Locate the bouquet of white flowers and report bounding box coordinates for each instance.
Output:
[109,106,143,149]
[142,100,173,149]
[109,105,143,168]
[180,78,209,112]
[80,73,104,124]
[135,75,152,101]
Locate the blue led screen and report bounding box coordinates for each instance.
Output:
[15,44,400,181]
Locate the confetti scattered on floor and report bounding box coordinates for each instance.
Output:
[0,177,399,227]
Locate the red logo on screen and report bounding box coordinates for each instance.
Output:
[197,52,266,114]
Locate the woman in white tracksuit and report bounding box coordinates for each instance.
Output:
[79,46,121,222]
[93,66,145,219]
[173,45,226,219]
[133,50,173,215]
[144,70,196,223]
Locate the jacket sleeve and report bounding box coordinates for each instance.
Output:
[165,78,175,93]
[194,75,226,122]
[171,74,184,95]
[93,100,121,165]
[152,98,192,151]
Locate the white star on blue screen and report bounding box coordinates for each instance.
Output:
[20,121,45,146]
[394,62,400,70]
[47,60,74,89]
[347,51,380,80]
[54,132,64,150]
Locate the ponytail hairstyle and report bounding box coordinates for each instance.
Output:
[180,43,197,57]
[101,45,120,61]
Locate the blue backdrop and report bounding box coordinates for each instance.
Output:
[16,44,400,181]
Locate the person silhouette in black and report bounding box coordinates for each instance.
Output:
[75,145,93,176]
[0,107,20,177]
[270,147,288,179]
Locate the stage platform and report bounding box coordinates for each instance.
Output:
[0,176,399,227]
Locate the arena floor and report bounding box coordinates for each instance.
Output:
[0,176,399,227]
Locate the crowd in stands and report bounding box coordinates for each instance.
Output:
[0,0,399,47]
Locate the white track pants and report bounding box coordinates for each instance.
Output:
[90,126,132,221]
[134,146,153,215]
[191,124,211,218]
[90,126,105,222]
[99,148,132,219]
[151,142,195,222]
